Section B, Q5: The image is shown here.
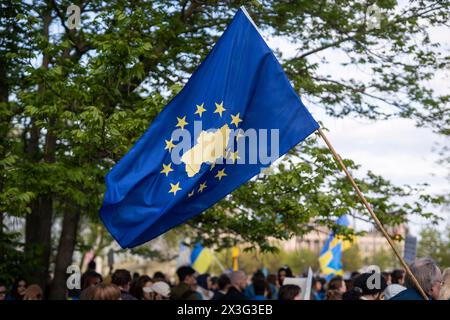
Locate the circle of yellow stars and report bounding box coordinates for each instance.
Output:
[162,101,243,196]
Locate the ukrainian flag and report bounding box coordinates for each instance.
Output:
[319,216,353,280]
[191,243,213,274]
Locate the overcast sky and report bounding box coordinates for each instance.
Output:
[265,21,449,237]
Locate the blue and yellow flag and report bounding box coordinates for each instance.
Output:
[319,216,353,280]
[99,9,319,248]
[190,243,213,274]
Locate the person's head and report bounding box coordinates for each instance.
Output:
[23,284,43,300]
[11,278,27,300]
[350,271,361,280]
[253,278,266,297]
[210,276,219,291]
[176,266,197,286]
[278,285,301,300]
[342,273,387,300]
[81,283,121,300]
[312,278,323,292]
[325,289,343,300]
[266,274,277,287]
[439,268,450,300]
[81,270,103,290]
[391,269,405,285]
[218,274,231,292]
[152,271,166,282]
[405,257,442,300]
[229,271,247,291]
[130,275,152,300]
[147,281,170,300]
[111,269,132,292]
[277,266,293,286]
[0,282,7,301]
[196,273,210,291]
[327,276,346,293]
[381,271,392,285]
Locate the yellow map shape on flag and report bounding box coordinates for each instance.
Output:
[181,124,231,177]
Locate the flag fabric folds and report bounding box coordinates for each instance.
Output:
[99,8,319,248]
[319,215,353,280]
[190,243,213,274]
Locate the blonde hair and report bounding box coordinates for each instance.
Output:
[439,268,450,300]
[23,284,43,300]
[81,283,121,300]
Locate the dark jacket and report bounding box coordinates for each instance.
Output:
[220,286,248,300]
[211,291,225,300]
[389,288,430,300]
[120,291,137,300]
[170,283,199,300]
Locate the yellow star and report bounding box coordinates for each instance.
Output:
[168,182,182,196]
[194,103,206,117]
[229,150,240,162]
[160,163,174,177]
[165,139,175,152]
[198,182,207,193]
[214,101,226,117]
[176,116,189,130]
[230,113,242,128]
[188,190,195,197]
[209,162,216,171]
[215,168,227,181]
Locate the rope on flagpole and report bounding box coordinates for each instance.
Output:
[317,128,429,300]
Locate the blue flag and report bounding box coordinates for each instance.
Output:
[100,8,319,248]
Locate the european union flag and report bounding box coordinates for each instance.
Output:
[100,8,319,248]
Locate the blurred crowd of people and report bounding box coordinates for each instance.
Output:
[1,257,448,301]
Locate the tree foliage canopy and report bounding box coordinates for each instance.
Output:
[0,1,448,290]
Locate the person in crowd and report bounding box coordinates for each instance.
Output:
[382,271,392,285]
[212,274,230,300]
[153,271,168,283]
[390,257,442,300]
[277,266,293,287]
[8,278,27,300]
[278,284,301,300]
[80,283,121,300]
[111,269,137,300]
[266,274,279,299]
[343,273,387,300]
[252,278,268,300]
[328,276,347,293]
[311,277,324,300]
[266,274,277,289]
[384,283,406,300]
[148,281,171,300]
[171,266,199,300]
[210,276,219,292]
[196,273,214,300]
[81,270,103,290]
[129,275,152,300]
[0,281,7,301]
[439,267,450,300]
[245,270,277,300]
[391,269,405,285]
[350,271,361,280]
[220,271,248,300]
[325,276,346,300]
[23,284,43,300]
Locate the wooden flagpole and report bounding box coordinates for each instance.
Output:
[317,128,429,300]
